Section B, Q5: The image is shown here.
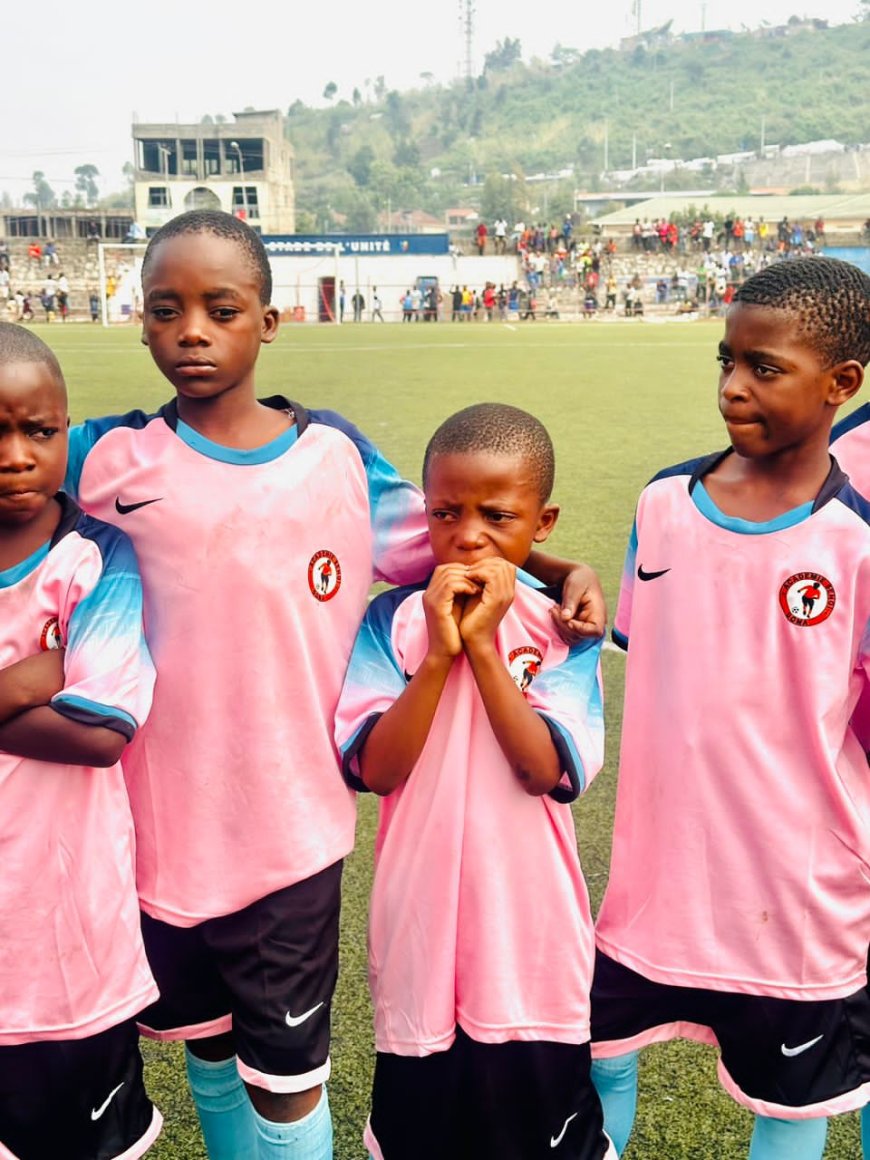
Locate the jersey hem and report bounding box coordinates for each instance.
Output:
[0,982,159,1046]
[137,842,356,926]
[594,939,867,1001]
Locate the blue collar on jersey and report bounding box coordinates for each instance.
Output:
[687,448,848,515]
[0,493,81,586]
[159,396,307,465]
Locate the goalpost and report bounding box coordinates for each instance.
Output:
[97,243,147,327]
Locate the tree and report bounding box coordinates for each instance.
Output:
[323,81,338,102]
[74,163,101,208]
[24,171,56,211]
[352,87,362,106]
[349,145,376,188]
[483,38,522,73]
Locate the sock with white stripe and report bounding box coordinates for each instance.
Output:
[185,1048,257,1160]
[748,1114,827,1160]
[590,1051,638,1157]
[252,1088,332,1160]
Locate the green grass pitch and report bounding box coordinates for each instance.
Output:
[37,320,863,1159]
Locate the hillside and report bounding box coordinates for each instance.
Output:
[283,19,870,231]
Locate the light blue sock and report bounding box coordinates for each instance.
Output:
[591,1051,639,1157]
[252,1089,332,1160]
[185,1047,257,1160]
[748,1114,827,1160]
[862,1103,870,1157]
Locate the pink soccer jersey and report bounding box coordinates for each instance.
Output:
[0,495,157,1045]
[596,453,870,1001]
[335,574,605,1056]
[65,399,432,925]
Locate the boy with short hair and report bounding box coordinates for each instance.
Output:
[590,257,870,1160]
[335,403,614,1160]
[62,211,605,1160]
[0,323,160,1160]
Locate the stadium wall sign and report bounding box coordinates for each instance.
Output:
[262,233,451,256]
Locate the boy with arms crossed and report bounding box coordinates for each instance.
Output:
[63,212,605,1160]
[0,324,159,1160]
[590,257,870,1159]
[336,404,615,1160]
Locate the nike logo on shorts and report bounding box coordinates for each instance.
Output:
[115,496,162,515]
[91,1081,124,1121]
[285,1001,324,1028]
[781,1034,824,1057]
[637,565,671,581]
[551,1111,578,1148]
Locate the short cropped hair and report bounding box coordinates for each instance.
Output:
[423,403,555,501]
[141,210,273,304]
[733,257,870,367]
[0,321,65,390]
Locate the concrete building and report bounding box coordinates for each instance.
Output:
[132,109,295,235]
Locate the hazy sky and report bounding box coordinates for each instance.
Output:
[1,0,863,203]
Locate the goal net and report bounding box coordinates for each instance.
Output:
[97,243,147,326]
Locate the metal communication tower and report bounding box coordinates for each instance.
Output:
[459,0,475,80]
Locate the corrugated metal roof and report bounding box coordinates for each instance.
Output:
[592,192,870,225]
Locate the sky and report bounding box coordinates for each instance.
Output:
[0,0,863,204]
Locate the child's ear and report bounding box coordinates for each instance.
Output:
[829,360,864,407]
[533,503,560,543]
[261,306,280,345]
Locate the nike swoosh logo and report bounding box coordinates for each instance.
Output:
[285,1001,324,1028]
[91,1081,124,1121]
[637,565,671,581]
[551,1111,578,1148]
[115,496,162,515]
[781,1034,824,1057]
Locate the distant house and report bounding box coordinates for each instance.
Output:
[445,207,479,229]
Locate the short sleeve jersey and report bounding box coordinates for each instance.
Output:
[335,574,604,1056]
[0,495,157,1044]
[65,399,432,925]
[596,453,870,1001]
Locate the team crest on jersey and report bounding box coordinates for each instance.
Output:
[39,617,63,650]
[308,550,342,602]
[508,646,543,693]
[778,571,835,627]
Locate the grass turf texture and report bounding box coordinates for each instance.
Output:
[40,320,863,1159]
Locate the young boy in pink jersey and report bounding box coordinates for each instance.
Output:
[0,323,160,1160]
[590,257,870,1160]
[61,211,606,1160]
[336,403,615,1160]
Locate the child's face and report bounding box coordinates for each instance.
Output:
[425,451,558,568]
[0,362,67,528]
[141,233,278,402]
[717,303,857,460]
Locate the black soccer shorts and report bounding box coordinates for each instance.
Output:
[591,951,870,1117]
[0,1020,160,1160]
[138,859,342,1092]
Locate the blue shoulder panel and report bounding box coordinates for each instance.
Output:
[831,402,870,444]
[65,409,159,499]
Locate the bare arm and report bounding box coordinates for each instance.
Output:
[0,706,127,767]
[359,565,478,795]
[524,551,606,640]
[460,559,562,796]
[0,650,65,724]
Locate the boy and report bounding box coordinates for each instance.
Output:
[335,403,614,1160]
[62,211,605,1160]
[590,257,870,1160]
[0,323,160,1160]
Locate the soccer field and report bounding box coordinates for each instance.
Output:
[38,320,863,1159]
